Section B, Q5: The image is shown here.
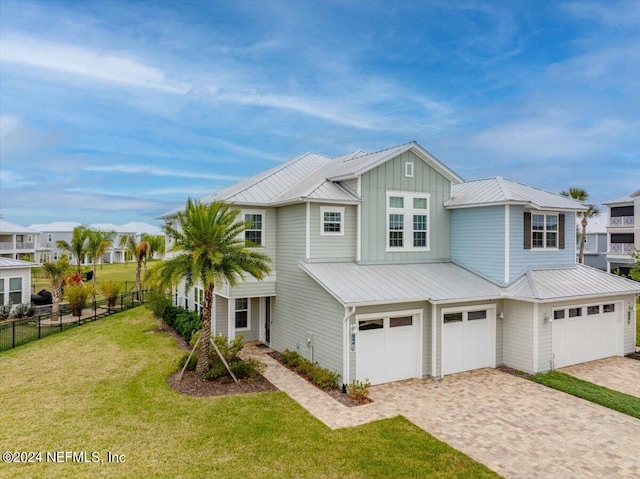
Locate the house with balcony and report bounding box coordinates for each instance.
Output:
[604,189,639,275]
[160,141,639,386]
[578,215,608,271]
[29,222,85,264]
[0,219,48,263]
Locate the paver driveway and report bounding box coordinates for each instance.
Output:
[560,356,640,398]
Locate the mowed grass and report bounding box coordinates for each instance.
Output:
[0,308,499,479]
[531,372,640,419]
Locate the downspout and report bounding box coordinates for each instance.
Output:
[431,299,438,378]
[343,306,356,387]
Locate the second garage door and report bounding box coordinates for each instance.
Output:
[443,307,496,376]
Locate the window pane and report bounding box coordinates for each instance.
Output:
[603,304,615,313]
[235,311,248,329]
[546,232,557,248]
[532,232,544,247]
[359,319,383,330]
[468,310,487,320]
[9,292,21,304]
[413,197,427,209]
[245,230,262,246]
[413,215,426,231]
[532,214,545,231]
[235,298,248,310]
[324,222,341,233]
[546,215,558,231]
[324,212,341,222]
[9,278,21,291]
[553,310,565,320]
[389,196,404,208]
[587,306,600,315]
[389,231,403,247]
[444,313,463,323]
[389,214,403,230]
[245,214,262,229]
[569,307,582,317]
[390,316,413,327]
[413,231,426,247]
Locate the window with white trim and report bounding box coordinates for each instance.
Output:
[532,213,558,249]
[243,210,264,247]
[0,279,4,305]
[9,278,22,304]
[405,162,414,178]
[386,191,430,251]
[320,206,344,236]
[235,298,250,330]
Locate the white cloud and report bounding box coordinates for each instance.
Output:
[562,1,640,27]
[0,169,38,187]
[84,164,242,181]
[0,115,22,139]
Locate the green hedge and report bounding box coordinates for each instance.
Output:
[161,306,201,342]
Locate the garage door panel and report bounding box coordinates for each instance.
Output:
[357,330,386,385]
[443,308,494,376]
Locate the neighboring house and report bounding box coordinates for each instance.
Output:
[0,257,35,307]
[88,223,135,264]
[578,215,608,271]
[0,219,47,263]
[160,141,640,386]
[604,189,640,276]
[29,222,84,264]
[119,222,165,259]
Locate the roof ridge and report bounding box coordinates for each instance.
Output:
[494,177,512,201]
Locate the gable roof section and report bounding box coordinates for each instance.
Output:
[0,219,38,234]
[505,264,640,301]
[29,221,83,232]
[446,177,587,211]
[0,257,36,269]
[603,189,640,205]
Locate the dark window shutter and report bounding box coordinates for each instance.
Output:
[524,212,531,250]
[558,214,565,249]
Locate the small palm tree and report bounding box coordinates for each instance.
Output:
[41,258,72,319]
[119,234,152,299]
[153,199,271,376]
[56,226,89,275]
[86,229,115,296]
[560,187,600,264]
[141,233,165,260]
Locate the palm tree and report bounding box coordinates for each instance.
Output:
[141,233,165,260]
[41,258,72,319]
[119,234,152,298]
[86,229,115,295]
[560,187,600,264]
[153,199,271,376]
[56,226,89,275]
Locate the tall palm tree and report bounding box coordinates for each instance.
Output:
[41,258,72,319]
[56,226,89,275]
[86,229,115,295]
[153,199,271,376]
[141,233,165,260]
[119,234,152,298]
[560,187,600,264]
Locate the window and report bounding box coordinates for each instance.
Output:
[603,304,615,313]
[532,214,558,249]
[405,162,414,178]
[358,319,383,330]
[9,278,22,304]
[386,191,430,251]
[468,310,487,320]
[0,279,4,305]
[390,316,413,327]
[320,206,345,236]
[587,305,600,315]
[235,298,249,330]
[553,310,565,320]
[243,211,264,247]
[28,235,33,242]
[47,233,53,242]
[53,252,58,260]
[569,307,582,318]
[443,313,463,323]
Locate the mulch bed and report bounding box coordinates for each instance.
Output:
[626,352,640,361]
[268,351,371,407]
[497,365,532,379]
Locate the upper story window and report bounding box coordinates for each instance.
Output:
[532,213,558,248]
[405,162,414,178]
[47,234,53,242]
[320,206,345,236]
[27,235,33,242]
[243,210,264,247]
[386,191,430,251]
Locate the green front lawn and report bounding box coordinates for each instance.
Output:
[0,308,498,479]
[531,372,640,419]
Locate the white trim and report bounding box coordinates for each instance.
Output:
[404,161,414,178]
[319,206,345,236]
[212,291,217,336]
[504,204,510,283]
[431,304,437,378]
[533,302,539,373]
[227,298,235,341]
[233,297,251,332]
[241,208,266,248]
[259,297,265,342]
[385,190,431,252]
[305,202,310,259]
[342,306,356,386]
[530,211,560,250]
[356,176,362,262]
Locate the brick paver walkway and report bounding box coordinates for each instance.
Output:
[560,356,640,398]
[246,344,640,479]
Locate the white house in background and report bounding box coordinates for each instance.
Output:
[0,219,48,263]
[88,223,135,264]
[578,215,608,271]
[0,257,35,307]
[160,141,639,386]
[29,222,84,264]
[604,189,640,275]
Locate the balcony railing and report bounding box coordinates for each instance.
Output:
[609,243,635,254]
[609,216,635,227]
[0,242,35,250]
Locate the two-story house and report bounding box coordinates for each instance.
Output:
[578,215,608,271]
[0,219,46,263]
[604,190,639,276]
[160,142,639,386]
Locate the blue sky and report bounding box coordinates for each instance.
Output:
[1,0,638,227]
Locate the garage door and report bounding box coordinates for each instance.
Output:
[443,308,496,376]
[356,313,420,385]
[552,302,621,368]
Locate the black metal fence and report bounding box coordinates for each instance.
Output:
[0,290,146,353]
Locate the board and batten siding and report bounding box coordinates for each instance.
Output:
[340,179,358,195]
[309,203,357,260]
[360,151,452,263]
[502,299,535,373]
[509,206,576,281]
[451,206,505,283]
[273,203,345,376]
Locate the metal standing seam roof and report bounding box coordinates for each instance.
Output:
[28,221,83,232]
[299,261,504,306]
[0,257,37,268]
[446,177,587,211]
[0,219,38,234]
[603,189,640,205]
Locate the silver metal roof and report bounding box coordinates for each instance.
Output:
[506,265,640,301]
[0,257,37,268]
[29,221,83,232]
[299,261,504,306]
[603,189,640,205]
[446,177,587,211]
[0,219,38,234]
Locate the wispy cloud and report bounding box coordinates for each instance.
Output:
[0,169,38,187]
[562,1,640,27]
[84,164,242,181]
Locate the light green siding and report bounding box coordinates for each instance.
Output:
[309,203,357,260]
[227,279,277,298]
[340,179,358,195]
[272,203,345,376]
[360,150,452,263]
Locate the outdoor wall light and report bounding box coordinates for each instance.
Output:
[543,312,551,322]
[498,311,504,319]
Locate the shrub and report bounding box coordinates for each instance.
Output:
[66,284,91,316]
[279,349,340,390]
[99,281,122,308]
[0,303,12,320]
[280,349,302,368]
[347,379,371,402]
[178,352,197,371]
[13,303,35,319]
[211,334,244,363]
[204,362,228,381]
[173,310,201,342]
[230,358,265,380]
[144,289,172,318]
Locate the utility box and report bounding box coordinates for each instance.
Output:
[305,331,314,348]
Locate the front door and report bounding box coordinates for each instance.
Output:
[265,297,271,344]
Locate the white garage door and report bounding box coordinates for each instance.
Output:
[443,308,496,376]
[356,313,420,385]
[552,302,621,368]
